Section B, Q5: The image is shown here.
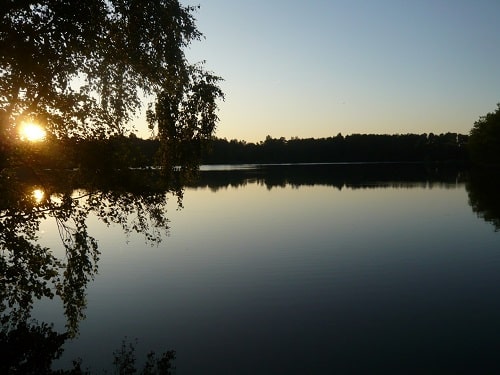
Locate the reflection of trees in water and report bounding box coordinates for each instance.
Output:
[0,320,176,374]
[191,163,466,192]
[466,170,500,231]
[0,163,473,372]
[0,168,181,372]
[0,320,68,374]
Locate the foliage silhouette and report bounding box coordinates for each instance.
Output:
[468,103,500,166]
[0,319,68,374]
[113,339,176,375]
[0,0,223,172]
[0,1,222,371]
[1,1,221,352]
[1,322,176,374]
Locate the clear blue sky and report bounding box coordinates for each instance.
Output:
[142,0,500,142]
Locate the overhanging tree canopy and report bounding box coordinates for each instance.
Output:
[0,0,223,146]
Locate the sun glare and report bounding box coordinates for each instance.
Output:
[19,122,47,142]
[32,189,45,203]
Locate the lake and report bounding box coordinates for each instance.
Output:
[7,164,500,373]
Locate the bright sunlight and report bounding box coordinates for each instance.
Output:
[19,122,47,142]
[32,188,45,203]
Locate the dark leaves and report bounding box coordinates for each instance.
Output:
[1,0,223,154]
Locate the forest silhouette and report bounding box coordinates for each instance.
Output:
[204,132,468,164]
[7,131,469,171]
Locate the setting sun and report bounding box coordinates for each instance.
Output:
[19,122,47,142]
[32,188,45,203]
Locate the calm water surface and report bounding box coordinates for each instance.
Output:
[32,165,500,374]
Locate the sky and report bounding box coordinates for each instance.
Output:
[139,0,500,142]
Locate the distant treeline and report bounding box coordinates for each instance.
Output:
[17,132,469,170]
[204,133,469,164]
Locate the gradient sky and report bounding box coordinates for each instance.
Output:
[138,0,500,142]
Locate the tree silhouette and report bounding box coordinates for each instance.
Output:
[202,133,468,164]
[0,0,223,171]
[468,103,500,165]
[0,3,221,368]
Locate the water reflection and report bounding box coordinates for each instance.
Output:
[0,320,68,374]
[0,168,183,372]
[466,169,500,231]
[1,163,499,372]
[191,163,466,191]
